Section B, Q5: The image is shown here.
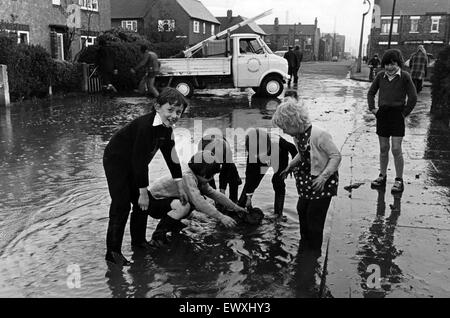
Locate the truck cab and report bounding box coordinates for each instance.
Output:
[231,34,288,97]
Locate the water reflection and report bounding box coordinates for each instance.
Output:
[357,188,403,298]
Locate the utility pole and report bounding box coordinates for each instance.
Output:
[357,0,371,73]
[387,0,397,49]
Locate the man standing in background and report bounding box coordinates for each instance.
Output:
[284,46,298,87]
[293,45,303,85]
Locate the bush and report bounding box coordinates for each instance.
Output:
[431,45,450,114]
[52,60,82,94]
[0,34,55,101]
[77,28,186,91]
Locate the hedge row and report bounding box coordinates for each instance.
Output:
[0,33,81,101]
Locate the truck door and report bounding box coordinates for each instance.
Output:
[236,38,269,88]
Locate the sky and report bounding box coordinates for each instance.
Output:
[201,0,374,55]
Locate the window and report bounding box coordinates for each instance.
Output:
[283,39,288,47]
[203,22,206,34]
[158,20,175,32]
[239,38,264,54]
[211,24,215,35]
[121,20,137,32]
[410,16,419,33]
[80,35,96,49]
[431,16,441,33]
[193,20,199,33]
[381,17,399,34]
[79,0,98,11]
[17,31,29,44]
[52,0,61,5]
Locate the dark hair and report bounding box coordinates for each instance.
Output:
[156,87,188,112]
[295,45,300,50]
[198,135,232,164]
[140,44,148,53]
[381,49,404,68]
[188,151,221,178]
[288,46,293,50]
[284,89,298,100]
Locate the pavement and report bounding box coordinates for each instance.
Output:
[324,67,450,297]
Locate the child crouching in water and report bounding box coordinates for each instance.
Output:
[146,150,248,246]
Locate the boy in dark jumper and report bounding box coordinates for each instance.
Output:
[367,49,417,193]
[103,87,188,266]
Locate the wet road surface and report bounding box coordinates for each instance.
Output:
[0,61,448,297]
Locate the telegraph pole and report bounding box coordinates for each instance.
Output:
[387,0,397,49]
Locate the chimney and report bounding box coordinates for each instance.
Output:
[315,17,318,28]
[227,10,232,20]
[275,17,279,25]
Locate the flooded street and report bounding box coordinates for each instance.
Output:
[0,61,449,298]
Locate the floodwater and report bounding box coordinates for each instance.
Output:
[1,62,447,298]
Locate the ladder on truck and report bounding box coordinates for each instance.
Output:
[183,9,273,58]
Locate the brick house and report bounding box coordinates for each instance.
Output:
[0,0,111,60]
[216,10,266,38]
[320,33,346,60]
[111,0,220,47]
[369,0,450,59]
[260,17,321,61]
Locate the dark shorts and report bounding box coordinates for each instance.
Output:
[147,191,195,219]
[376,107,405,137]
[147,191,173,219]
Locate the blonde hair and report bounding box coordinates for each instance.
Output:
[272,98,311,132]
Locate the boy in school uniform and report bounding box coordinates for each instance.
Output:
[103,87,189,266]
[146,151,248,247]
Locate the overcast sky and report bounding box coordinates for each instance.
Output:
[202,0,374,54]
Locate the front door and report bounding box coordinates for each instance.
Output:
[236,38,269,87]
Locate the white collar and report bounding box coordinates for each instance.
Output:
[384,68,402,79]
[153,112,164,127]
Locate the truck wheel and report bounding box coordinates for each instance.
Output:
[172,79,194,98]
[259,76,283,98]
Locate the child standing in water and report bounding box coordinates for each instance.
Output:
[368,49,417,193]
[103,87,189,266]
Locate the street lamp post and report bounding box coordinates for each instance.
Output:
[357,0,371,73]
[387,0,397,49]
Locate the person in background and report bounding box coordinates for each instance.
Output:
[293,46,303,85]
[130,44,160,98]
[409,45,428,94]
[272,98,341,255]
[96,38,118,93]
[103,88,189,266]
[367,49,417,194]
[284,46,299,87]
[368,53,381,81]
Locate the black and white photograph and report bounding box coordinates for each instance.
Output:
[0,0,449,302]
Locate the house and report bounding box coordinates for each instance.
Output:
[216,10,266,38]
[260,17,321,61]
[369,0,450,59]
[320,33,346,60]
[0,0,111,60]
[110,0,220,46]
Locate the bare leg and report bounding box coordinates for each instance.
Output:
[391,137,404,179]
[378,136,390,176]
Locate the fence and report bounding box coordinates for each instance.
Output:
[82,63,102,93]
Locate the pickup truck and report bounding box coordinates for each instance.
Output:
[156,33,288,98]
[154,10,288,98]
